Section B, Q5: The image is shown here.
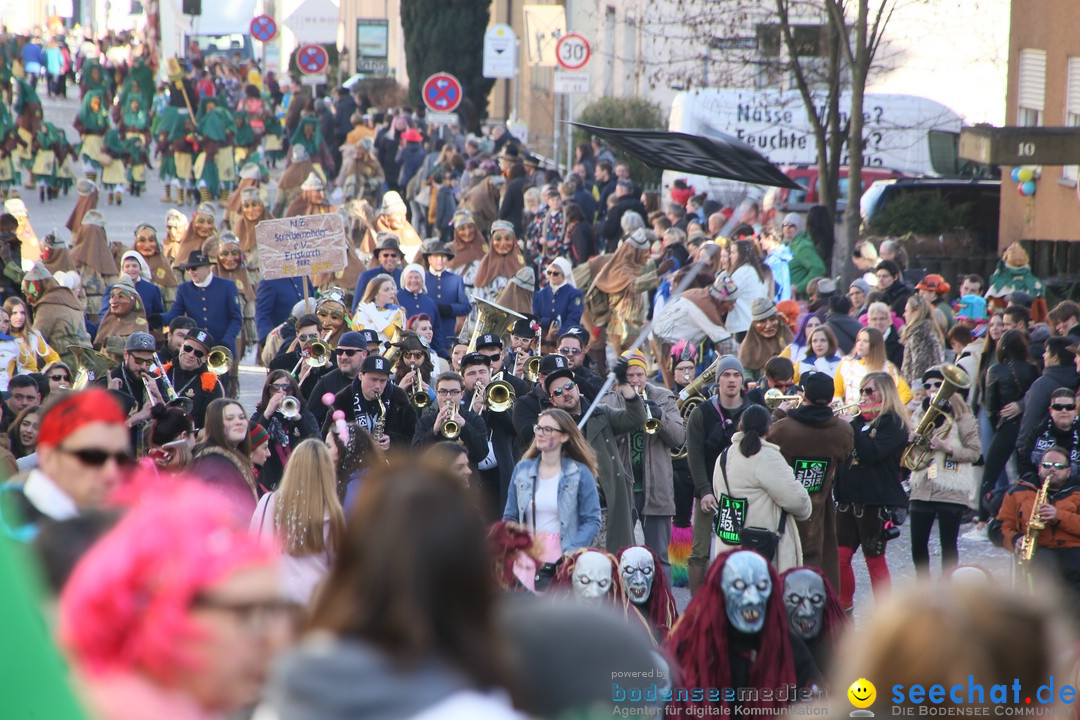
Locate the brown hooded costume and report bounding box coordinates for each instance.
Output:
[94,276,149,350]
[24,264,92,371]
[65,179,99,236]
[461,176,502,234]
[170,203,220,271]
[134,230,180,306]
[70,211,119,320]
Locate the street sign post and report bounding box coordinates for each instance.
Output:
[422,73,463,113]
[483,23,517,79]
[297,44,329,75]
[250,15,278,42]
[554,69,589,94]
[555,32,590,71]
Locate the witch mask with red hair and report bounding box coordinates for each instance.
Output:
[618,545,678,640]
[781,566,847,681]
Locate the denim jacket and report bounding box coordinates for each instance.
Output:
[504,456,601,554]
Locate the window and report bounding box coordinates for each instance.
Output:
[1017,48,1046,127]
[1063,57,1080,183]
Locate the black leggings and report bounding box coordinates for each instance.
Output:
[909,499,965,576]
[980,418,1020,521]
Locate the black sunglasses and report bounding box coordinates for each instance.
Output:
[60,446,135,467]
[182,344,206,359]
[1052,403,1077,412]
[49,373,70,381]
[335,348,362,357]
[550,381,576,397]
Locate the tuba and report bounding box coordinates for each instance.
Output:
[71,344,120,390]
[485,379,516,412]
[207,345,234,376]
[671,357,721,460]
[900,364,971,471]
[467,296,527,352]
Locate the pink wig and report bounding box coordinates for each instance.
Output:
[59,478,272,683]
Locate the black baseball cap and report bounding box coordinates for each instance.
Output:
[461,352,492,370]
[361,355,391,375]
[476,333,503,350]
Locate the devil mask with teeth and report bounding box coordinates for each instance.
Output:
[782,568,825,639]
[619,545,679,640]
[721,551,772,633]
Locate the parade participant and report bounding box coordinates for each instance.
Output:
[41,360,72,396]
[306,330,372,425]
[352,232,403,306]
[267,313,334,400]
[31,120,66,202]
[397,263,445,353]
[169,108,200,205]
[330,354,416,451]
[250,370,321,491]
[289,116,333,176]
[584,228,653,355]
[907,368,981,577]
[312,286,349,347]
[550,549,627,610]
[273,145,316,217]
[157,316,197,366]
[59,482,283,720]
[405,314,448,374]
[71,209,119,323]
[473,219,525,304]
[40,226,75,275]
[194,95,237,204]
[165,248,244,359]
[204,232,255,357]
[158,326,223,430]
[487,520,543,592]
[100,126,129,205]
[447,209,487,290]
[1017,387,1080,485]
[665,550,821,716]
[607,349,683,579]
[532,257,583,339]
[422,238,470,338]
[462,341,520,515]
[496,266,536,318]
[374,190,423,263]
[834,327,912,409]
[768,372,854,589]
[171,203,219,271]
[94,276,148,351]
[285,171,331,217]
[412,369,489,467]
[117,90,150,142]
[105,249,166,319]
[0,101,19,200]
[224,163,262,230]
[131,223,179,307]
[1018,339,1080,453]
[232,185,269,274]
[74,88,109,180]
[652,271,740,358]
[986,241,1047,320]
[336,137,384,202]
[153,105,180,203]
[353,273,406,344]
[835,371,910,611]
[393,331,436,408]
[505,316,540,383]
[191,398,258,515]
[106,331,168,418]
[511,352,562,449]
[232,110,258,163]
[125,135,151,199]
[780,566,845,678]
[144,403,197,473]
[20,262,89,371]
[9,405,41,459]
[161,208,188,266]
[739,297,795,381]
[619,545,679,640]
[79,59,111,101]
[546,356,644,553]
[0,388,129,540]
[556,325,605,400]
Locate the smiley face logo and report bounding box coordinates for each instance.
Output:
[848,678,876,709]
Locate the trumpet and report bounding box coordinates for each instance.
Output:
[764,388,803,410]
[641,387,660,434]
[207,345,234,375]
[441,399,461,439]
[409,362,430,408]
[280,395,301,419]
[831,400,862,415]
[485,379,516,412]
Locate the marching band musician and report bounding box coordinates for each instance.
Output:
[412,367,489,475]
[162,328,224,431]
[106,332,170,439]
[392,331,436,410]
[329,355,415,452]
[459,349,518,520]
[555,326,604,401]
[267,313,334,401]
[475,331,531,399]
[305,330,374,426]
[505,317,540,382]
[511,353,562,450]
[604,349,684,582]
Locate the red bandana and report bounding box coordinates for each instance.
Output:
[38,389,127,447]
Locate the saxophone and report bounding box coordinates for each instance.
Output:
[373,396,387,445]
[1018,477,1052,565]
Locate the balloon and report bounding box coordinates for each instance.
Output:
[1017,182,1028,196]
[1017,168,1034,183]
[1011,167,1022,183]
[1021,180,1036,196]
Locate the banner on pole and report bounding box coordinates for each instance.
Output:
[255,214,348,280]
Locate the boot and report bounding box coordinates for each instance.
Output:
[107,191,114,205]
[160,185,171,202]
[199,186,211,204]
[687,563,706,597]
[115,192,122,206]
[39,186,45,203]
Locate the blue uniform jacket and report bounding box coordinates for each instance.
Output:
[532,283,584,334]
[425,270,470,327]
[397,289,445,356]
[254,276,312,341]
[98,279,166,324]
[164,276,244,354]
[353,267,403,312]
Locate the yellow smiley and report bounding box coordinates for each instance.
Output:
[848,678,876,709]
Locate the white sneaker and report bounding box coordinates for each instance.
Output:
[962,526,990,542]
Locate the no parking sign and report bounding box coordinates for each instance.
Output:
[422,73,463,113]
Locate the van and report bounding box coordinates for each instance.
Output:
[761,165,908,223]
[860,177,1001,251]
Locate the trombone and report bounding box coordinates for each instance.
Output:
[764,388,803,409]
[485,379,516,412]
[207,345,234,376]
[290,339,330,377]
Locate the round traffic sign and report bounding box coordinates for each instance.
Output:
[422,72,463,113]
[250,14,277,43]
[297,44,328,75]
[556,33,590,71]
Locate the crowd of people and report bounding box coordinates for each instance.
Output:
[4,23,1080,719]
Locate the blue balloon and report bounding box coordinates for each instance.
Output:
[1021,180,1036,196]
[1011,167,1022,183]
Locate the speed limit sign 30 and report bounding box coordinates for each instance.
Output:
[556,33,591,71]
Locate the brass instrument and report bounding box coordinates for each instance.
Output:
[441,399,461,439]
[290,339,330,376]
[524,354,540,383]
[280,395,301,419]
[153,352,180,402]
[831,400,862,415]
[764,388,803,410]
[71,344,120,390]
[671,357,721,460]
[1019,476,1052,565]
[467,296,527,353]
[901,364,971,471]
[641,387,660,434]
[409,360,430,408]
[373,396,387,445]
[485,379,516,412]
[207,345,234,376]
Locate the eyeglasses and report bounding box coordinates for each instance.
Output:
[182,344,206,359]
[297,333,320,343]
[558,347,582,356]
[271,382,292,391]
[550,381,576,397]
[1041,461,1070,470]
[59,446,134,467]
[1052,404,1077,412]
[436,388,462,396]
[190,595,292,632]
[534,424,562,435]
[924,381,943,390]
[49,374,70,382]
[859,387,877,397]
[546,269,563,277]
[335,348,362,357]
[129,356,154,366]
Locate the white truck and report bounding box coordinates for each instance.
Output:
[663,88,964,206]
[158,0,260,72]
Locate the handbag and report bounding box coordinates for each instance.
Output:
[714,448,788,562]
